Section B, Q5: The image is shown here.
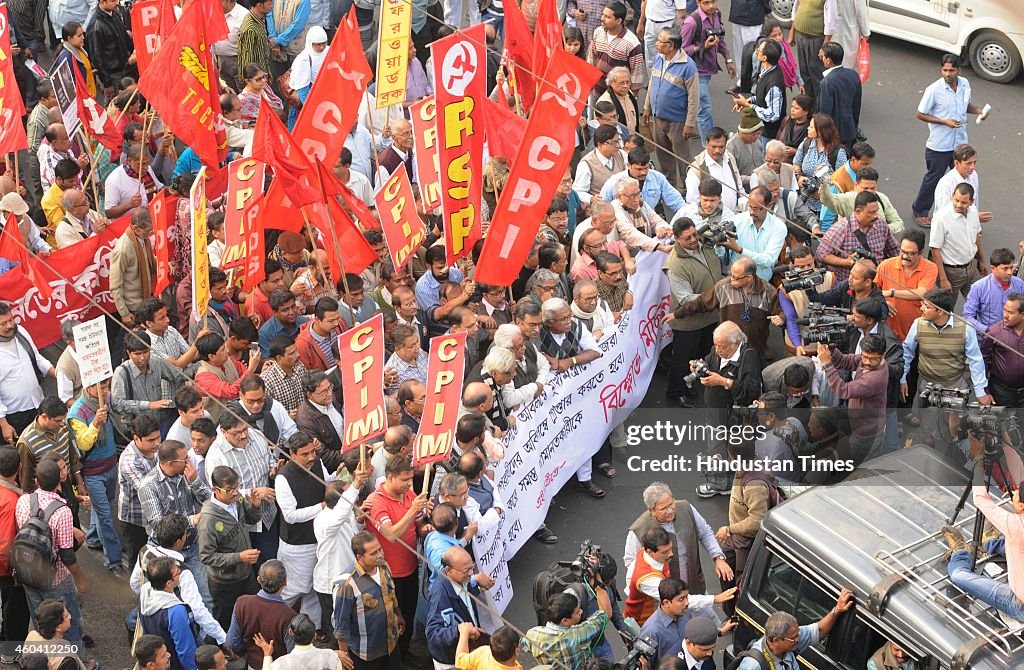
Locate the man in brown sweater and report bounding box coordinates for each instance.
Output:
[818,333,890,467]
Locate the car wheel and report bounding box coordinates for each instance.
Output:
[770,0,793,28]
[968,30,1023,84]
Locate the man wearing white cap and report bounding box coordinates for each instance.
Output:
[0,193,52,256]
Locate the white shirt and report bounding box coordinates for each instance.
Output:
[548,326,599,353]
[208,238,226,268]
[56,348,81,403]
[129,545,227,644]
[933,168,980,213]
[344,126,375,183]
[443,0,481,28]
[212,2,248,57]
[346,170,375,208]
[685,155,743,213]
[572,149,629,203]
[313,485,361,593]
[275,460,334,546]
[55,212,99,249]
[0,330,51,418]
[375,146,418,191]
[645,0,686,22]
[930,203,982,266]
[104,165,163,211]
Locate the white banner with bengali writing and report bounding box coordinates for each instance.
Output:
[474,252,672,617]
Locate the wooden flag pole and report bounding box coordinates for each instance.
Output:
[113,88,140,126]
[420,462,431,496]
[137,106,155,198]
[77,131,102,210]
[316,172,359,329]
[12,151,19,187]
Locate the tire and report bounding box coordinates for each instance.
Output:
[770,0,793,28]
[968,30,1023,84]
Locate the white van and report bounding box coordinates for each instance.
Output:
[769,0,1023,83]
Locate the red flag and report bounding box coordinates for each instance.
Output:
[431,25,486,266]
[72,65,121,156]
[0,5,27,155]
[413,332,467,466]
[482,97,527,159]
[317,160,380,232]
[221,159,266,269]
[131,0,164,75]
[252,104,322,214]
[0,215,51,299]
[374,166,427,273]
[337,314,387,450]
[149,191,174,295]
[409,97,442,212]
[240,195,266,293]
[533,0,562,74]
[476,49,601,286]
[502,0,535,110]
[137,0,227,168]
[311,163,379,279]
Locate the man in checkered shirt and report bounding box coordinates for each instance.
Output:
[15,459,89,644]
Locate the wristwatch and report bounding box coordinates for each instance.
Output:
[889,288,896,298]
[726,58,734,64]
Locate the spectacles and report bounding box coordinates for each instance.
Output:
[168,459,189,465]
[624,192,641,199]
[215,485,240,494]
[900,249,920,256]
[555,315,572,322]
[251,75,268,82]
[729,274,752,282]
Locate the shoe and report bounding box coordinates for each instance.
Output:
[82,634,95,648]
[533,525,559,544]
[87,543,103,553]
[108,565,128,579]
[578,480,607,498]
[596,463,617,478]
[998,609,1024,630]
[982,520,1002,549]
[913,215,931,228]
[942,524,968,559]
[696,483,730,498]
[681,395,698,409]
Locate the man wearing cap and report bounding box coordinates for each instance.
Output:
[725,110,766,191]
[0,193,51,256]
[269,231,310,286]
[680,616,723,669]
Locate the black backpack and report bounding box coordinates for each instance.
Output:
[11,493,65,590]
[532,561,580,626]
[725,649,771,670]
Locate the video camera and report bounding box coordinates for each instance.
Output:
[619,633,658,670]
[569,540,602,582]
[697,220,736,247]
[684,360,710,388]
[799,163,832,200]
[796,303,850,327]
[919,383,1016,439]
[732,403,760,419]
[775,264,826,292]
[802,323,847,345]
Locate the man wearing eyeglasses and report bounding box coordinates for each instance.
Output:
[139,440,213,603]
[601,147,686,218]
[573,125,629,205]
[715,186,787,282]
[110,208,157,330]
[874,230,937,341]
[375,119,417,188]
[611,177,674,255]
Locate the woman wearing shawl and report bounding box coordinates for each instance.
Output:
[286,26,329,130]
[53,21,98,98]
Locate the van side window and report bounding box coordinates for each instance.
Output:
[759,554,834,645]
[848,617,936,670]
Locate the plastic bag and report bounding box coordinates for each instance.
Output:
[857,38,871,84]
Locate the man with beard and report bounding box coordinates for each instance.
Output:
[0,303,55,443]
[594,254,634,322]
[415,246,465,311]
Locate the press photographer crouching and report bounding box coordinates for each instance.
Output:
[690,322,762,498]
[817,334,890,465]
[521,592,608,670]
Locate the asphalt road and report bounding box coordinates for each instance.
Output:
[47,20,1024,670]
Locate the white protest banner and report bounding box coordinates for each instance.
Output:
[72,317,113,387]
[474,252,672,615]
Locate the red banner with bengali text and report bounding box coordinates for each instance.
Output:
[374,166,426,273]
[338,313,387,450]
[409,96,441,212]
[431,25,486,266]
[0,215,130,347]
[412,332,466,466]
[149,191,174,295]
[221,158,266,269]
[475,49,601,286]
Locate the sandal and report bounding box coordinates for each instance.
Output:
[596,463,617,478]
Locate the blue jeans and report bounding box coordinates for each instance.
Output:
[885,410,899,453]
[84,468,122,569]
[482,10,503,39]
[948,548,1024,619]
[25,576,82,644]
[697,75,714,146]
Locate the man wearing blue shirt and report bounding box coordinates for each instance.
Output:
[734,589,853,670]
[716,187,787,281]
[911,54,987,226]
[258,290,310,357]
[963,248,1024,331]
[601,147,686,219]
[415,245,465,312]
[639,578,733,659]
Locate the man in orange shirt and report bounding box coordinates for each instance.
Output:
[874,230,938,341]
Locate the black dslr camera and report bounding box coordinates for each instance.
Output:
[777,265,825,292]
[697,220,735,247]
[684,360,710,388]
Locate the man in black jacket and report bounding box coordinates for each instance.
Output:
[694,321,762,498]
[816,42,863,147]
[86,0,136,99]
[807,260,887,316]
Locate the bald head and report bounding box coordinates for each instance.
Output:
[60,188,88,212]
[462,382,492,411]
[391,119,414,151]
[45,123,70,150]
[0,175,16,196]
[442,546,475,584]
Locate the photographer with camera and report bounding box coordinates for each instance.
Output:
[816,192,899,283]
[664,218,724,408]
[674,257,781,361]
[679,0,736,146]
[819,334,890,464]
[981,293,1024,408]
[900,288,992,408]
[715,187,787,282]
[806,258,886,317]
[844,297,904,451]
[752,392,808,490]
[752,168,821,245]
[942,436,1024,626]
[521,592,609,670]
[776,246,834,356]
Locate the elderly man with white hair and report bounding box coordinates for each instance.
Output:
[571,280,616,342]
[597,67,640,135]
[492,324,549,402]
[749,140,798,191]
[611,177,675,255]
[54,188,110,249]
[537,297,605,498]
[570,199,636,270]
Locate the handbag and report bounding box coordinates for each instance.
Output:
[857,37,871,84]
[275,71,303,110]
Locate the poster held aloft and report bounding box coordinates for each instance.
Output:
[72,317,114,389]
